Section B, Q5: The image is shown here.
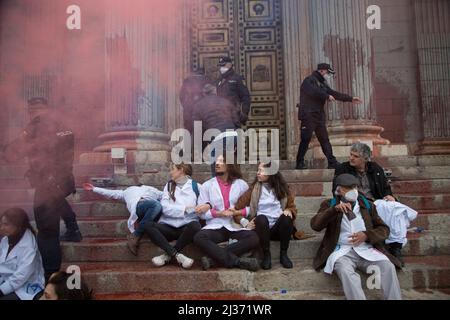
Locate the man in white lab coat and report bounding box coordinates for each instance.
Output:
[83,183,163,255]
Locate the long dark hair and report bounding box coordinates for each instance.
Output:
[252,162,290,200]
[216,152,243,183]
[1,208,36,245]
[47,271,93,300]
[168,163,193,201]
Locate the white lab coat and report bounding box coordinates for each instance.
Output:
[93,186,163,233]
[198,177,249,232]
[374,200,418,246]
[0,229,45,300]
[324,201,389,274]
[158,179,201,228]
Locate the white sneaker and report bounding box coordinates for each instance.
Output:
[152,253,171,267]
[175,253,194,269]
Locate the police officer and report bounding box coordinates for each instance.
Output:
[216,57,251,128]
[296,63,362,170]
[179,68,210,134]
[2,96,82,281]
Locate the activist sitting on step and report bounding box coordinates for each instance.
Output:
[0,208,45,300]
[312,174,403,300]
[232,162,297,270]
[145,163,202,269]
[83,182,163,256]
[333,142,418,266]
[193,154,260,271]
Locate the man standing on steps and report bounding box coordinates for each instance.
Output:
[1,96,82,281]
[216,57,251,129]
[296,63,363,170]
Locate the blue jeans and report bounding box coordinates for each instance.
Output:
[134,199,162,237]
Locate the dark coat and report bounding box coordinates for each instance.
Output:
[298,71,353,120]
[192,94,239,133]
[310,196,403,271]
[179,74,210,111]
[216,69,251,126]
[333,161,394,200]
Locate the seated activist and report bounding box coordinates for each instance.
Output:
[193,154,260,271]
[40,271,92,300]
[0,208,45,300]
[312,174,402,300]
[334,142,417,265]
[145,163,202,269]
[232,162,297,270]
[83,182,163,256]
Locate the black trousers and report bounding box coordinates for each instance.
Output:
[193,227,259,268]
[33,185,78,278]
[296,111,337,165]
[145,221,201,256]
[254,214,293,252]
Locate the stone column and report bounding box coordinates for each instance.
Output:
[82,0,189,166]
[308,0,389,158]
[414,0,450,155]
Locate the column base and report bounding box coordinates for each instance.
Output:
[416,140,450,155]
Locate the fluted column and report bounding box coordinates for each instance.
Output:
[92,0,189,164]
[415,0,450,155]
[309,0,388,147]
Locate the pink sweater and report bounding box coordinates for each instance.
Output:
[211,177,247,218]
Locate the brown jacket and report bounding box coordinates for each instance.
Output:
[311,197,402,271]
[234,185,297,222]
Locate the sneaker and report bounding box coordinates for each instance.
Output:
[176,253,194,269]
[126,233,141,256]
[60,230,83,242]
[152,253,171,267]
[237,257,259,272]
[201,256,215,271]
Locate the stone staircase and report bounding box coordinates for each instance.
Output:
[0,155,449,300]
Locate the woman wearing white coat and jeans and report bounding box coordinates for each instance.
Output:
[0,208,45,300]
[145,163,202,269]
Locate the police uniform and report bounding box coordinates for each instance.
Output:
[216,57,251,128]
[296,64,353,169]
[4,97,81,279]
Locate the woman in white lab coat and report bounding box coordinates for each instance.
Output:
[193,155,260,271]
[145,163,202,269]
[0,208,45,300]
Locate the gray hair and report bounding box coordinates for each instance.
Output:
[350,142,372,161]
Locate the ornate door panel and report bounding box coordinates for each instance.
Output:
[191,0,286,158]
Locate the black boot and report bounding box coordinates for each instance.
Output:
[60,229,83,242]
[201,256,215,271]
[387,242,404,267]
[295,161,307,170]
[327,161,341,170]
[236,257,259,272]
[260,250,272,270]
[280,250,293,269]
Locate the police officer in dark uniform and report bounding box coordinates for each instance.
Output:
[296,63,362,170]
[216,57,251,128]
[1,96,82,281]
[179,68,210,134]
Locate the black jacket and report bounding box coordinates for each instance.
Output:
[216,69,251,126]
[192,94,239,133]
[333,161,394,200]
[179,74,210,111]
[298,71,353,120]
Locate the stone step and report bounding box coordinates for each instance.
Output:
[65,256,450,295]
[61,231,450,263]
[40,212,450,239]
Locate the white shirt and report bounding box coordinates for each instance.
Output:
[93,185,163,233]
[0,230,45,300]
[324,201,389,274]
[198,177,249,232]
[158,179,201,228]
[257,185,283,228]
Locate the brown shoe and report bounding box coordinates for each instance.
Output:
[127,233,141,256]
[293,230,315,241]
